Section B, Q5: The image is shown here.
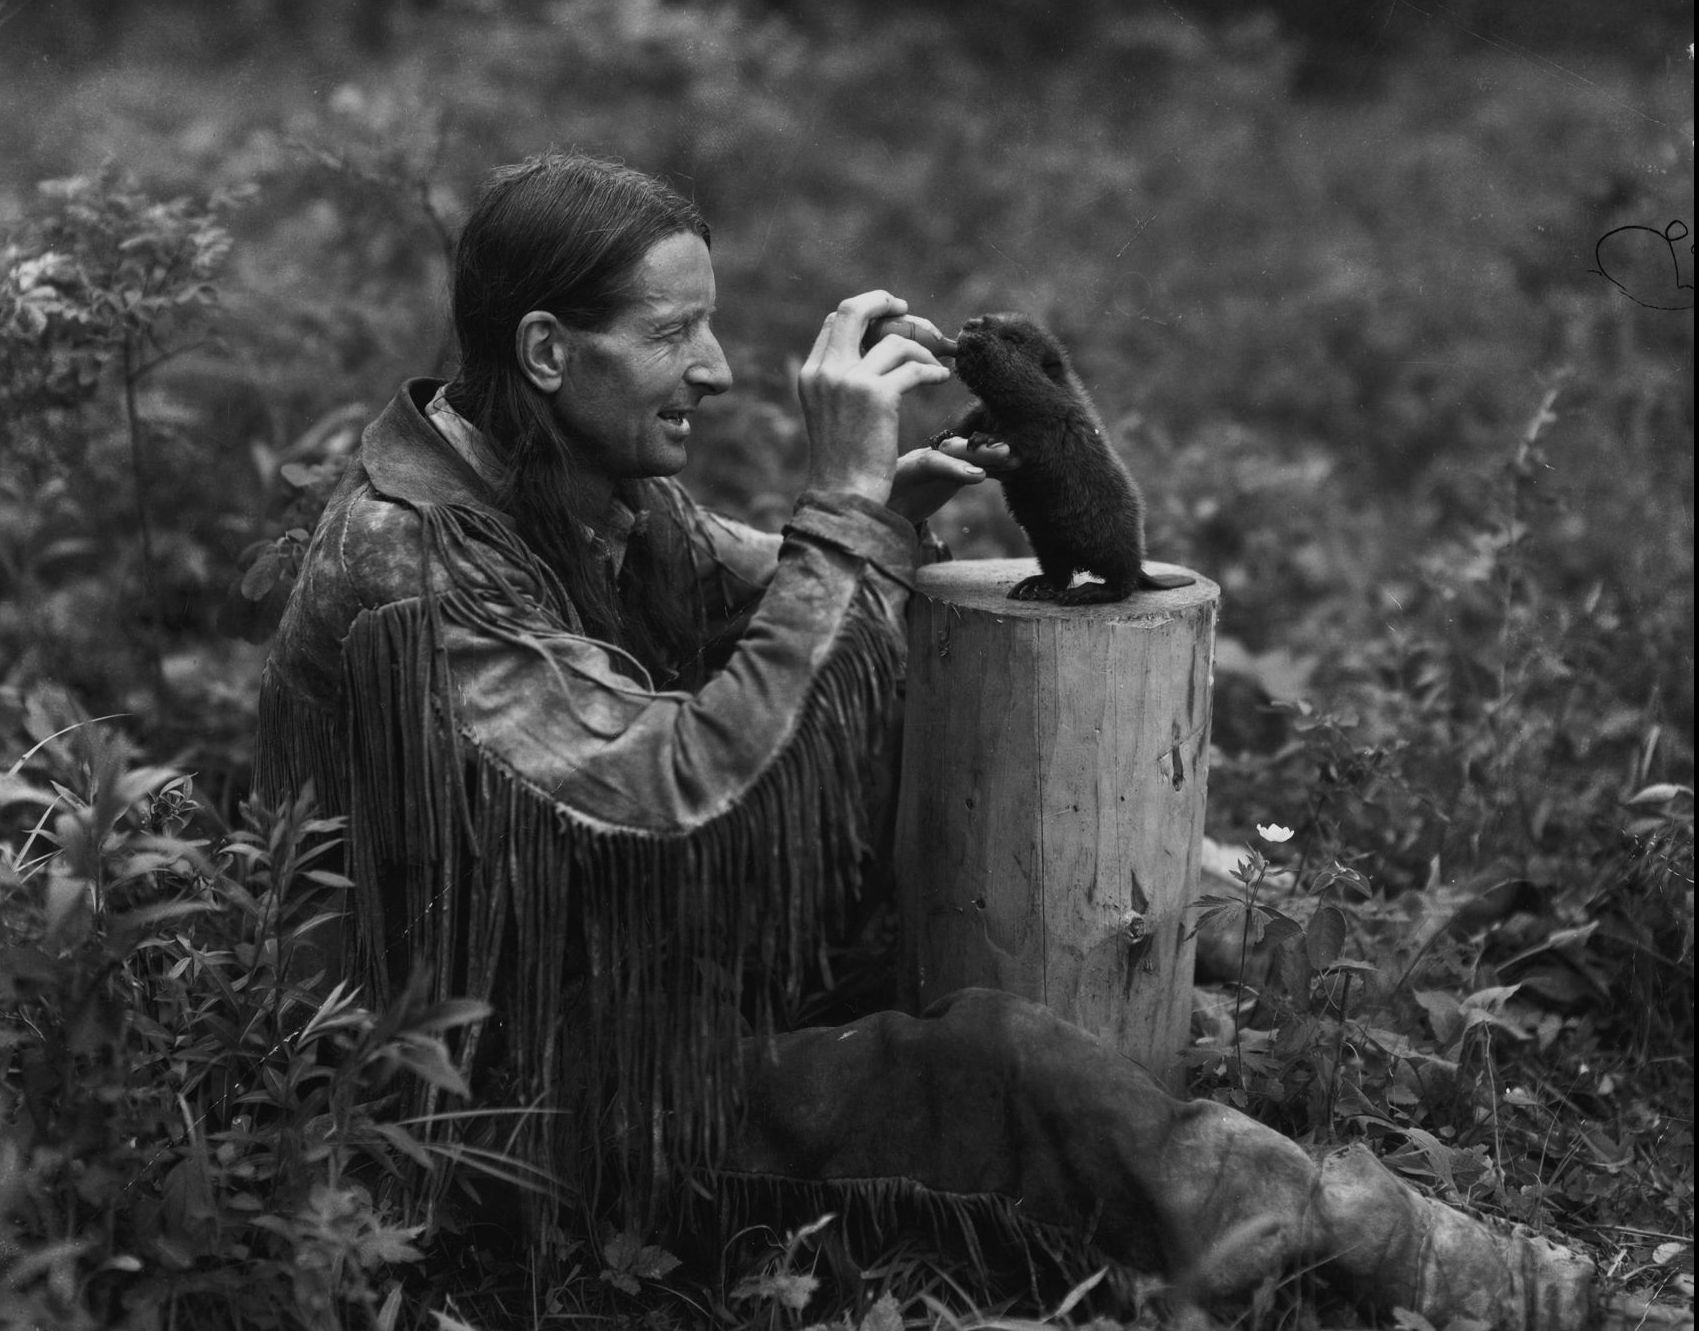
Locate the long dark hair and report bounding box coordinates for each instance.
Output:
[443,151,711,683]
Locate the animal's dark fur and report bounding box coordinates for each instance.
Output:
[937,313,1192,604]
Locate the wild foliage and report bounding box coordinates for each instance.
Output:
[0,710,509,1329]
[0,1,1691,1326]
[1184,389,1693,1312]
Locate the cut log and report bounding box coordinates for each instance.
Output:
[894,556,1218,1086]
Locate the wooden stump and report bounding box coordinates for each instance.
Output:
[894,557,1218,1086]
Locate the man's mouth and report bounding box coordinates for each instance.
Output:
[657,408,692,436]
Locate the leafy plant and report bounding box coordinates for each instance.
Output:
[0,713,505,1330]
[1,166,237,697]
[220,403,362,646]
[1185,380,1693,1316]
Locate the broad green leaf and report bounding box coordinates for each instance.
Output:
[240,548,281,601]
[1460,983,1521,1014]
[1414,989,1463,1047]
[357,1223,425,1266]
[732,1270,818,1312]
[1305,905,1347,969]
[1258,908,1304,945]
[631,1243,681,1281]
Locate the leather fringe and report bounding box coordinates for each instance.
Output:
[253,675,349,822]
[256,499,902,1223]
[702,1170,1116,1313]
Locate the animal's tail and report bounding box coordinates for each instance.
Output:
[1137,569,1195,591]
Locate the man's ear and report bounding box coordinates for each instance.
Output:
[516,311,572,394]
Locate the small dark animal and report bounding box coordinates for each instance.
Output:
[936,313,1192,604]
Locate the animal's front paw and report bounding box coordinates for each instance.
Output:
[1058,580,1128,606]
[1008,575,1063,601]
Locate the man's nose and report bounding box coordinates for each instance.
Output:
[688,330,733,395]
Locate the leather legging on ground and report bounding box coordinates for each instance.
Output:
[724,988,1597,1329]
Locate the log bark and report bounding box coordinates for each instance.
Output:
[895,557,1217,1086]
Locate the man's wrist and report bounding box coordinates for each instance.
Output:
[788,490,921,585]
[803,469,891,508]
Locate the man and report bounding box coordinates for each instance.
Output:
[256,151,1598,1327]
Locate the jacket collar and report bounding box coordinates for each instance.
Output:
[360,379,513,524]
[359,379,646,562]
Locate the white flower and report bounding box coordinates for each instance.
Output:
[1256,823,1294,844]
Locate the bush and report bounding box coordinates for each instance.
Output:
[0,706,500,1330]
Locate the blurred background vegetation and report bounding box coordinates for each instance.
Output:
[1,0,1690,825]
[0,2,1693,1324]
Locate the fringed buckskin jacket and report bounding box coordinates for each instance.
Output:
[254,379,919,1196]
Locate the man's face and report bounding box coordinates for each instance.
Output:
[552,231,732,490]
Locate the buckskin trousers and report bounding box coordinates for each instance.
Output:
[724,988,1597,1329]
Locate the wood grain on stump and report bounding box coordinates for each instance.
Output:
[894,557,1219,1086]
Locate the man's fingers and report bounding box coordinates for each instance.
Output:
[801,311,844,376]
[888,447,990,522]
[860,331,945,376]
[878,358,954,395]
[936,435,1019,472]
[808,294,961,376]
[912,448,986,481]
[864,315,959,359]
[821,290,907,360]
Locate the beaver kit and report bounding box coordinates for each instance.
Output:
[937,312,1191,604]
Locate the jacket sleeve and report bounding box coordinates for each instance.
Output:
[646,476,784,606]
[630,479,784,677]
[372,488,917,835]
